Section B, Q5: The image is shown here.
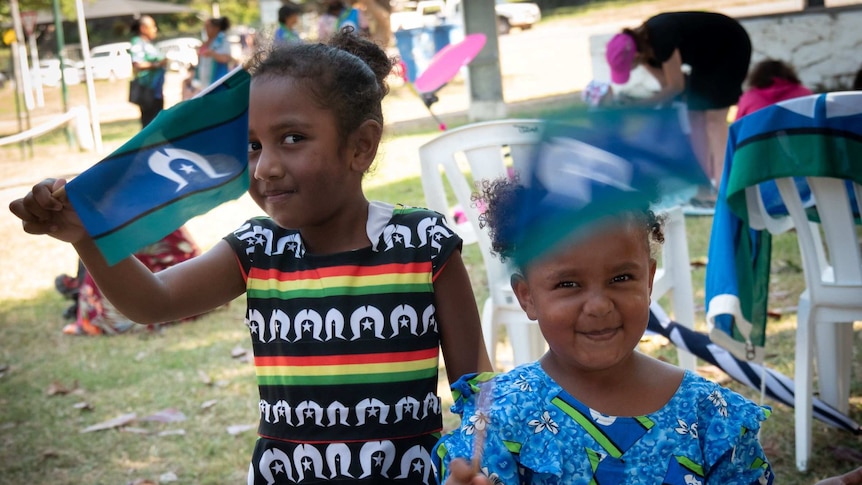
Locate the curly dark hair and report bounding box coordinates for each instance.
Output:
[474,176,665,265]
[245,28,394,143]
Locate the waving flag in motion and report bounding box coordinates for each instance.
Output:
[66,68,251,265]
[510,105,708,267]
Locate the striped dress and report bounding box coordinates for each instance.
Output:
[224,202,461,484]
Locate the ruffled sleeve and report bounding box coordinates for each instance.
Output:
[699,384,773,484]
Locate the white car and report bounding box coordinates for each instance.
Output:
[89,42,133,81]
[155,37,202,71]
[494,0,541,35]
[438,0,542,36]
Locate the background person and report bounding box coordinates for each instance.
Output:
[317,0,368,43]
[735,59,812,120]
[606,11,752,203]
[129,15,167,128]
[196,16,234,89]
[274,2,303,45]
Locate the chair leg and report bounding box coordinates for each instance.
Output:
[527,325,547,362]
[815,322,854,414]
[507,321,535,367]
[665,206,697,372]
[795,298,814,472]
[481,299,497,369]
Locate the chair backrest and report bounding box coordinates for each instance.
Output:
[418,119,544,305]
[750,176,862,310]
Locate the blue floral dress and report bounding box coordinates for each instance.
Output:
[435,362,773,485]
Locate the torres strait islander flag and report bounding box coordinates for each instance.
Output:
[65,68,251,265]
[510,105,708,268]
[706,92,862,363]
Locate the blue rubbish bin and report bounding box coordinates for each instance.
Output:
[395,24,456,83]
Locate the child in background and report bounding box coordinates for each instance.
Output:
[10,30,491,484]
[735,59,812,120]
[274,2,303,45]
[434,177,774,485]
[181,64,201,100]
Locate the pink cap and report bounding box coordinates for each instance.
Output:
[606,33,637,84]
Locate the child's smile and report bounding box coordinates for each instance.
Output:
[513,222,656,374]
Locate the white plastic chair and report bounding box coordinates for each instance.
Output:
[419,119,546,368]
[418,119,698,371]
[746,177,862,472]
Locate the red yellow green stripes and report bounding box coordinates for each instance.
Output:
[247,262,433,299]
[255,348,440,386]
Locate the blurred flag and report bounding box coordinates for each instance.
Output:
[706,92,862,362]
[66,69,251,266]
[510,105,709,267]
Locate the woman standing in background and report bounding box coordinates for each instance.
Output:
[129,15,167,128]
[606,12,751,204]
[196,17,234,89]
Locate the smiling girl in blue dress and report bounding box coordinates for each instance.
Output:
[435,177,774,485]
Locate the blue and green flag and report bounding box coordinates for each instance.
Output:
[706,92,862,362]
[510,105,708,267]
[66,69,251,266]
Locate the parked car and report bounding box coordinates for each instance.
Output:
[155,37,201,71]
[427,0,539,35]
[32,58,83,87]
[494,0,541,35]
[89,42,133,81]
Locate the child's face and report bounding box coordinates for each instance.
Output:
[512,222,656,373]
[247,76,360,229]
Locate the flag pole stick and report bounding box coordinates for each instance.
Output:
[194,65,246,99]
[52,65,249,202]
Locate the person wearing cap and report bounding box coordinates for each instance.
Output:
[606,11,751,202]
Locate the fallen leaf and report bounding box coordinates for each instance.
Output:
[127,480,158,485]
[46,380,78,396]
[226,424,256,435]
[158,429,186,436]
[142,408,186,423]
[198,370,213,385]
[231,346,247,358]
[200,399,218,410]
[122,427,151,434]
[41,449,60,459]
[80,412,137,433]
[72,401,92,411]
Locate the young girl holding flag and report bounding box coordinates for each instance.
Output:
[10,30,491,484]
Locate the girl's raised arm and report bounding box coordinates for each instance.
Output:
[10,178,246,325]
